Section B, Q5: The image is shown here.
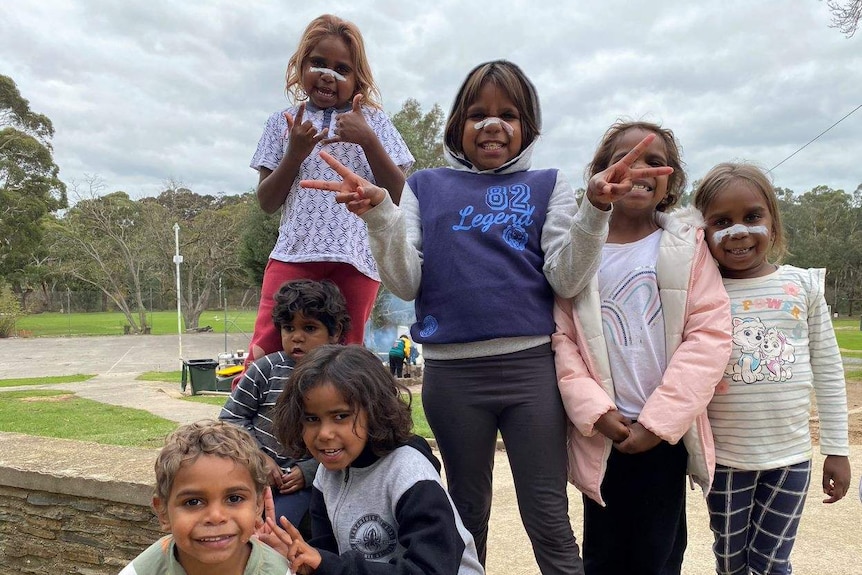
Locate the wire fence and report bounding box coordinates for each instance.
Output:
[26,288,261,315]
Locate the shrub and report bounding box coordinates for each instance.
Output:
[0,284,22,338]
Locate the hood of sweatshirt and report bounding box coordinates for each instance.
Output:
[443,62,543,176]
[666,205,707,229]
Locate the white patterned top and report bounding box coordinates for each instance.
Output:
[250,104,413,280]
[709,265,849,470]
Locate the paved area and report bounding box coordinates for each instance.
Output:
[1,333,860,574]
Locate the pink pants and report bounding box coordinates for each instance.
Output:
[245,259,379,363]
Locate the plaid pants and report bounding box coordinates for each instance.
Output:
[707,461,811,575]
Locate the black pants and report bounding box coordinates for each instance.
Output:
[423,344,584,575]
[583,440,688,575]
[388,354,403,377]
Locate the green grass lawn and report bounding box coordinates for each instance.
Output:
[14,310,257,337]
[138,370,183,383]
[0,374,95,388]
[834,319,862,357]
[0,390,176,448]
[0,375,432,447]
[405,393,432,438]
[0,389,432,447]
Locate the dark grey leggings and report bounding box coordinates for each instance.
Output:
[422,344,584,575]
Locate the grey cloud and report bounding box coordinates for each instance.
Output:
[1,0,859,201]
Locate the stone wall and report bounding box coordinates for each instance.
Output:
[0,432,160,574]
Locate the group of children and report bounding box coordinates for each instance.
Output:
[121,12,853,575]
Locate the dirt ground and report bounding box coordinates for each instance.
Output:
[810,377,862,444]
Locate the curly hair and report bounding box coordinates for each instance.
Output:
[271,279,351,344]
[587,120,686,212]
[444,60,541,159]
[153,420,269,502]
[693,161,787,262]
[285,14,381,109]
[273,345,413,458]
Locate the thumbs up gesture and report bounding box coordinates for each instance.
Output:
[323,93,372,146]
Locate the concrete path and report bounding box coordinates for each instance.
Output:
[1,334,860,574]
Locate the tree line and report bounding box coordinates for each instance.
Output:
[1,74,861,337]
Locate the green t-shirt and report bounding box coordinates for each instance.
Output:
[118,535,291,575]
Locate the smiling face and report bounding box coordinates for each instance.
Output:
[607,127,670,216]
[153,455,262,574]
[301,35,357,109]
[461,81,523,171]
[702,181,776,279]
[280,311,341,362]
[301,382,368,471]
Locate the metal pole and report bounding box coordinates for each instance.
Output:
[221,276,227,354]
[173,223,183,360]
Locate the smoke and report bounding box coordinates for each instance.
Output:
[364,291,415,355]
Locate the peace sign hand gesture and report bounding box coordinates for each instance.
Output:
[300,151,387,216]
[586,133,674,210]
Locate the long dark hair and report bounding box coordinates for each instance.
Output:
[273,345,413,457]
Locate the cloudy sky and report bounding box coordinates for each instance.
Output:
[2,0,860,202]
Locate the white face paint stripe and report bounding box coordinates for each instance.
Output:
[712,224,769,243]
[473,117,514,135]
[309,67,347,82]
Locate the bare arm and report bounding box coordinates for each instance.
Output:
[358,132,406,204]
[257,104,326,214]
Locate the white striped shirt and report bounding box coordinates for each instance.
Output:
[709,265,849,469]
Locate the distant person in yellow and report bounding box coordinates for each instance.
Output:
[388,334,410,377]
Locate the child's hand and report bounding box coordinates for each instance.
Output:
[254,488,291,555]
[284,103,327,162]
[586,133,674,210]
[278,516,322,574]
[322,94,372,146]
[594,409,632,443]
[614,422,662,454]
[278,466,306,494]
[258,514,295,560]
[264,455,284,489]
[822,455,851,503]
[300,151,387,215]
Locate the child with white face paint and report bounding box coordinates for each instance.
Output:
[553,120,732,575]
[240,14,414,386]
[299,62,674,575]
[694,162,851,575]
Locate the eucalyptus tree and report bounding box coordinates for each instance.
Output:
[391,98,446,174]
[50,181,153,332]
[781,184,862,314]
[0,75,66,296]
[145,185,249,329]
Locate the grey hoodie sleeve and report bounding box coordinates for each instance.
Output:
[542,171,610,299]
[361,182,423,301]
